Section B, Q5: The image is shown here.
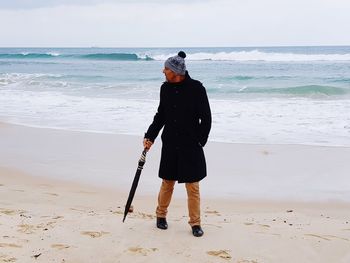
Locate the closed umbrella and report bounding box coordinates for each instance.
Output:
[122,149,148,222]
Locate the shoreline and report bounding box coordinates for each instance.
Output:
[1,119,349,149]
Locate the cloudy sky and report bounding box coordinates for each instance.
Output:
[0,0,349,47]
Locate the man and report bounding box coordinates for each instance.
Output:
[143,51,211,237]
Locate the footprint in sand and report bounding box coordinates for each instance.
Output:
[19,212,31,219]
[258,224,270,228]
[44,192,59,196]
[17,221,56,234]
[17,224,36,234]
[207,250,232,260]
[127,247,158,256]
[69,206,93,213]
[305,234,349,242]
[0,209,16,216]
[0,243,22,248]
[51,244,70,250]
[52,216,64,220]
[205,210,221,216]
[81,231,109,238]
[0,209,26,216]
[121,211,155,220]
[38,221,57,230]
[304,234,331,241]
[0,254,17,262]
[112,210,123,215]
[324,235,349,241]
[136,212,155,220]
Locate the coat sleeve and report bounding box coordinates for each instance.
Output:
[144,85,165,142]
[197,84,212,147]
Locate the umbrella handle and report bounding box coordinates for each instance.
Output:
[138,148,148,168]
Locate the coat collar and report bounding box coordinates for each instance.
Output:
[164,71,191,86]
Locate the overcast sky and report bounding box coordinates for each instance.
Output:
[0,0,349,47]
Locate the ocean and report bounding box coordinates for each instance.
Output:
[1,46,350,146]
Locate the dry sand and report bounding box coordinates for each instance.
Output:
[1,167,350,263]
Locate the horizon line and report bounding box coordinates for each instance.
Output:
[1,45,350,49]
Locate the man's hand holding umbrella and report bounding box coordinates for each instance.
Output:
[143,138,153,150]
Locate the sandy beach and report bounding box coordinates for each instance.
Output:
[1,122,350,262]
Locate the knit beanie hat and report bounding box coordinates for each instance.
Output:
[164,51,187,75]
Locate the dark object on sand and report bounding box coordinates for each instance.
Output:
[32,253,42,259]
[123,149,148,222]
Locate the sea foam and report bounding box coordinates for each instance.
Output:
[152,50,350,62]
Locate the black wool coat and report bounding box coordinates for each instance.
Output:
[145,72,212,183]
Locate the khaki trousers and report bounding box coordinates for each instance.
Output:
[156,179,201,227]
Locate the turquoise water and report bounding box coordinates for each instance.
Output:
[1,46,350,146]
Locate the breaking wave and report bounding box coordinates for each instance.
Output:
[1,50,350,62]
[0,52,153,61]
[152,50,350,62]
[209,85,349,96]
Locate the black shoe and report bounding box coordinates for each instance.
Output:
[156,217,168,230]
[192,225,204,237]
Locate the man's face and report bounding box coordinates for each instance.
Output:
[163,67,177,82]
